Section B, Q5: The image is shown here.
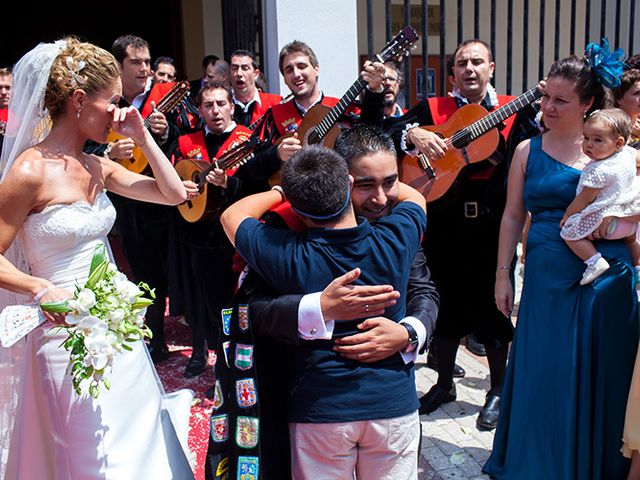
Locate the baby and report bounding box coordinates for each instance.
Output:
[560,108,640,285]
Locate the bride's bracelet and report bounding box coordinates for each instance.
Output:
[34,286,55,304]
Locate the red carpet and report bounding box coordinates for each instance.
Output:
[153,313,215,480]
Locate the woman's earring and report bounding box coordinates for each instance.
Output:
[77,106,82,119]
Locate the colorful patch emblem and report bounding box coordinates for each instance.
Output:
[235,344,254,371]
[236,416,259,449]
[238,304,249,332]
[285,122,298,133]
[210,414,229,443]
[187,147,203,160]
[222,308,233,336]
[237,456,259,480]
[211,380,224,411]
[236,378,258,408]
[216,457,228,477]
[223,341,231,367]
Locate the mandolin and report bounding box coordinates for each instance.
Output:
[107,81,190,173]
[175,136,261,223]
[400,86,542,202]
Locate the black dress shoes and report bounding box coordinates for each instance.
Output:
[466,334,487,356]
[477,393,501,430]
[184,350,209,378]
[426,350,466,378]
[148,344,171,363]
[418,383,457,415]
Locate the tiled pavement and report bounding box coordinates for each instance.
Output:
[416,255,524,479]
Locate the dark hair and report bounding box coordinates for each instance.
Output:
[0,67,11,77]
[613,69,640,103]
[626,54,640,71]
[202,54,220,70]
[447,39,494,77]
[197,81,233,105]
[281,145,351,224]
[230,49,258,70]
[547,55,608,115]
[111,35,150,64]
[153,56,175,71]
[278,41,319,74]
[334,124,396,169]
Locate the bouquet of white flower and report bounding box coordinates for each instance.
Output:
[40,243,154,398]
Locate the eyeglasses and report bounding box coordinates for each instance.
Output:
[382,75,398,83]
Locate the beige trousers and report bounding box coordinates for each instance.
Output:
[289,410,420,480]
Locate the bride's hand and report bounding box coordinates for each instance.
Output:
[37,286,73,325]
[109,105,147,147]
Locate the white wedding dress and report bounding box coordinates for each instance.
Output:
[4,192,194,480]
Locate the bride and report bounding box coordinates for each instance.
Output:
[0,38,198,479]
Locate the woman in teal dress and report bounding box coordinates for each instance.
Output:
[484,53,638,479]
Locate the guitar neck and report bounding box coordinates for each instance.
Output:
[197,141,257,187]
[308,77,368,143]
[450,87,542,149]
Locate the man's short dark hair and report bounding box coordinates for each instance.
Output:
[111,35,150,64]
[197,81,233,105]
[278,41,319,74]
[334,125,396,169]
[282,145,351,224]
[447,39,493,76]
[202,54,220,70]
[230,49,258,70]
[153,56,175,71]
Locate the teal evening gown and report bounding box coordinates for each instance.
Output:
[484,136,639,479]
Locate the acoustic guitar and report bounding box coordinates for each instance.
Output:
[175,136,260,223]
[400,86,542,202]
[107,81,190,174]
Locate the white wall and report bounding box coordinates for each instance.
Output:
[261,0,360,97]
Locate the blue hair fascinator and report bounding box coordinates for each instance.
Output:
[585,38,625,88]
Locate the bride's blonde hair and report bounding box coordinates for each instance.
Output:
[45,37,120,120]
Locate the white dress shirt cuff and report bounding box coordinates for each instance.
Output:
[298,292,334,340]
[400,122,420,156]
[399,316,427,364]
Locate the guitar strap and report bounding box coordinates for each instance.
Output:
[270,96,339,137]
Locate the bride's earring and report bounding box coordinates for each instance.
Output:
[77,106,82,119]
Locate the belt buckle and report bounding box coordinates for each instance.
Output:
[464,201,479,218]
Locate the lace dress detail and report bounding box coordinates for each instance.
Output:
[6,192,194,480]
[561,146,640,240]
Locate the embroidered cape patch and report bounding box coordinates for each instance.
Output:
[223,341,231,367]
[187,147,203,160]
[236,378,257,408]
[210,414,229,443]
[238,304,249,332]
[237,455,259,480]
[235,344,254,371]
[236,416,259,449]
[222,308,233,336]
[211,380,224,411]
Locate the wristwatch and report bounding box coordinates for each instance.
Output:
[401,323,419,353]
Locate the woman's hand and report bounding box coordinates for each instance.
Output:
[37,285,73,325]
[108,105,147,147]
[495,274,514,318]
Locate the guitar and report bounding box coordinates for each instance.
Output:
[107,81,190,173]
[175,136,261,223]
[400,86,543,202]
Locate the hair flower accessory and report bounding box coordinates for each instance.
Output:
[66,56,86,88]
[585,38,625,89]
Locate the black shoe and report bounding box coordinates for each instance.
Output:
[184,350,208,378]
[477,393,501,431]
[418,383,456,415]
[426,350,466,378]
[466,335,487,356]
[148,344,171,363]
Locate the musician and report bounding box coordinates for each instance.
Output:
[189,54,229,99]
[152,56,177,84]
[170,82,280,378]
[382,61,405,118]
[84,34,178,363]
[258,40,386,164]
[388,39,519,431]
[229,49,282,127]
